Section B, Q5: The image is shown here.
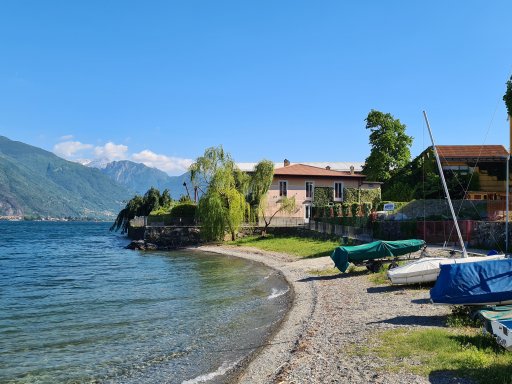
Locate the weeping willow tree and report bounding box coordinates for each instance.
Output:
[191,146,250,241]
[247,160,274,222]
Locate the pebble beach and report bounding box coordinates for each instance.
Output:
[198,245,473,384]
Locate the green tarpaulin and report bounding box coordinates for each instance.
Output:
[331,239,426,273]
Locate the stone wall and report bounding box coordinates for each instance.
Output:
[144,226,201,249]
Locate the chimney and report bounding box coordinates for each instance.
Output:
[325,166,331,170]
[284,159,290,167]
[350,165,354,175]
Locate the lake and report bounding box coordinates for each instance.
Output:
[0,221,290,383]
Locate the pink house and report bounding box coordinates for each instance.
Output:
[262,160,380,226]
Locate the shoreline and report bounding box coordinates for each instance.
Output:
[197,244,465,384]
[196,244,324,383]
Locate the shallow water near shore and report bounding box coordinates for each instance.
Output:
[0,221,290,383]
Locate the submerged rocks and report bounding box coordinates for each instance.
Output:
[126,240,160,250]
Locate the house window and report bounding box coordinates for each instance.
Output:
[279,181,288,197]
[305,181,314,199]
[334,182,343,201]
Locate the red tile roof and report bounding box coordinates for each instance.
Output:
[436,145,509,161]
[273,163,365,178]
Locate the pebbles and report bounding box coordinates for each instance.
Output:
[198,245,468,384]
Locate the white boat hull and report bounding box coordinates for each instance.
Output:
[490,320,512,351]
[387,254,506,285]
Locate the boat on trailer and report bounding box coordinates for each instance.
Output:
[331,239,425,273]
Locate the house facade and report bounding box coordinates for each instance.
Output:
[261,160,380,226]
[436,145,509,200]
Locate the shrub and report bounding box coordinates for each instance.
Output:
[170,203,197,219]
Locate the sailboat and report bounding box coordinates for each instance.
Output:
[387,111,507,285]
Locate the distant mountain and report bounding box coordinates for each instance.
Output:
[95,160,191,199]
[79,157,111,169]
[0,136,132,219]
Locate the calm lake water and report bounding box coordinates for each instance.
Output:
[0,221,290,383]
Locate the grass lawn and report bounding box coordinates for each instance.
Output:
[230,235,339,258]
[364,327,512,384]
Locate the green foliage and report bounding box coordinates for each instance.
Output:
[192,146,249,241]
[446,306,481,328]
[382,181,415,201]
[198,192,226,240]
[170,203,197,219]
[350,203,359,217]
[150,206,172,215]
[248,160,274,223]
[382,147,482,201]
[504,75,512,117]
[179,195,193,204]
[335,203,342,217]
[189,145,229,190]
[343,187,358,203]
[160,189,172,207]
[362,110,413,182]
[372,327,512,384]
[362,202,372,217]
[313,187,334,206]
[342,203,350,217]
[343,187,381,207]
[230,234,339,258]
[111,187,165,233]
[262,196,298,230]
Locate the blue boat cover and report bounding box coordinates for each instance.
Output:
[430,259,512,305]
[331,239,425,273]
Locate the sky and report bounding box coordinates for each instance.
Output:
[1,1,512,175]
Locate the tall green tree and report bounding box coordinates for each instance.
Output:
[362,110,413,182]
[159,188,172,208]
[110,187,164,233]
[504,75,512,117]
[191,146,249,241]
[247,160,274,222]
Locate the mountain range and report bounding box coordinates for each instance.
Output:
[0,136,194,219]
[93,160,191,199]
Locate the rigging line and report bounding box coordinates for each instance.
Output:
[439,80,506,251]
[423,116,426,242]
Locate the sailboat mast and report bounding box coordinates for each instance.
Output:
[423,111,468,258]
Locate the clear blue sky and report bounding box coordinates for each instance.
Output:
[1,1,511,175]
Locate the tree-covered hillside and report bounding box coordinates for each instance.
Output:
[0,136,131,219]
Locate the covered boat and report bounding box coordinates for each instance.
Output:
[331,239,425,273]
[387,253,506,285]
[430,258,512,305]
